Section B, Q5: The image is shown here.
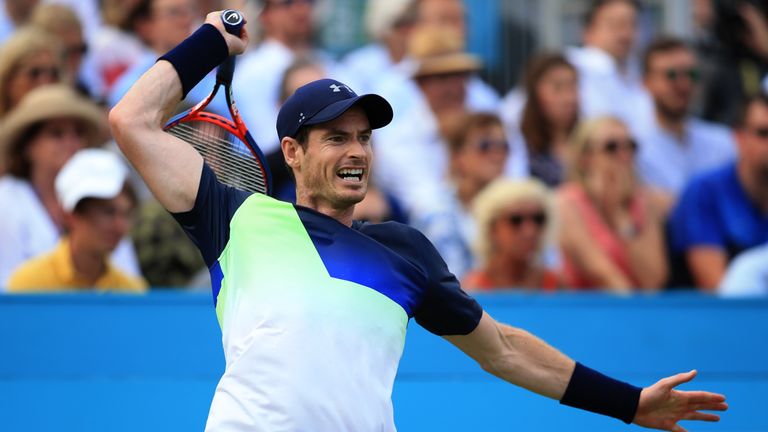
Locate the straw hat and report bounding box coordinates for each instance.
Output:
[409,25,481,78]
[0,84,105,167]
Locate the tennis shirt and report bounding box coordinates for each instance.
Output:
[173,164,483,431]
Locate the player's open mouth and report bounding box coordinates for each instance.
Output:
[337,168,364,182]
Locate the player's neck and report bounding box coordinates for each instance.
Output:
[295,194,355,227]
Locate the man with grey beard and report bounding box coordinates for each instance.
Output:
[669,94,768,291]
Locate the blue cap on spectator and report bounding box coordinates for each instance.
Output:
[276,78,393,141]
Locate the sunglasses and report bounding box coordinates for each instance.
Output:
[595,138,638,155]
[748,126,768,139]
[503,212,547,228]
[20,66,59,81]
[661,68,700,82]
[475,139,510,154]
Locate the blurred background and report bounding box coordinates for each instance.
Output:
[0,0,767,430]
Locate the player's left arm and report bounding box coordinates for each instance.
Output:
[445,312,727,431]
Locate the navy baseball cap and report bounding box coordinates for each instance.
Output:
[276,78,394,140]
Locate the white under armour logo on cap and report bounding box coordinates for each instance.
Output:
[329,84,352,93]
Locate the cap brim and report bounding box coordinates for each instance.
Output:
[304,94,393,131]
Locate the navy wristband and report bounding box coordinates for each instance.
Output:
[158,24,229,98]
[559,362,642,424]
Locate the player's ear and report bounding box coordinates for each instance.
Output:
[282,137,302,169]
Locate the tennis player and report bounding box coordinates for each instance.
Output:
[110,11,727,432]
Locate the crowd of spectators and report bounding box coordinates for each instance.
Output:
[0,0,766,296]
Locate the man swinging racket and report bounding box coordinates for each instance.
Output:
[110,10,727,432]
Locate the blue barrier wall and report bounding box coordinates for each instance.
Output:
[1,293,765,431]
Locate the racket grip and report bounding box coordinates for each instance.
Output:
[217,10,244,84]
[221,10,244,36]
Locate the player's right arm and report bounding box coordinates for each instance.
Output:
[108,12,248,213]
[446,312,727,431]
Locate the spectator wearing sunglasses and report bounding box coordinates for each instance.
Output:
[413,112,510,279]
[636,36,736,198]
[463,178,561,291]
[557,116,668,291]
[668,94,768,291]
[0,27,62,118]
[29,4,91,97]
[518,53,580,187]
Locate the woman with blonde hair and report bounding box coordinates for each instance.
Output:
[462,178,561,291]
[30,3,88,92]
[557,116,667,291]
[0,27,63,117]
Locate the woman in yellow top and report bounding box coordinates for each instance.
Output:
[8,149,147,292]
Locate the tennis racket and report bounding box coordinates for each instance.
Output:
[164,10,272,195]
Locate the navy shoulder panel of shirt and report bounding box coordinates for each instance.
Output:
[171,162,251,267]
[356,220,483,336]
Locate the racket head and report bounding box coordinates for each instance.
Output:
[165,109,272,195]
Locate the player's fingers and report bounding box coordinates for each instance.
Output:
[660,370,697,389]
[689,402,728,412]
[682,411,721,422]
[670,424,688,432]
[682,391,726,404]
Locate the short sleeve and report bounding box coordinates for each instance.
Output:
[670,175,726,252]
[171,163,251,267]
[409,230,483,336]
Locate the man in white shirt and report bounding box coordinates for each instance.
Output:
[637,36,736,197]
[374,26,522,220]
[566,0,653,134]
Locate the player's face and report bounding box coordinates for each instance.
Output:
[299,107,373,209]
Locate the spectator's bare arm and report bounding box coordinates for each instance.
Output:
[687,247,727,292]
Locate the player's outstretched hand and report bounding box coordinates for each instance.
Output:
[633,370,728,432]
[204,10,249,56]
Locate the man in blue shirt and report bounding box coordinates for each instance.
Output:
[669,94,768,290]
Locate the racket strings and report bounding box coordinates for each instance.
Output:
[168,121,268,194]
